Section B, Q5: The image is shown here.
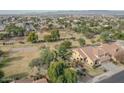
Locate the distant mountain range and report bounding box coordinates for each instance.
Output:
[0,10,124,16]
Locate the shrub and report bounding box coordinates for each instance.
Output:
[27,32,38,43]
[78,38,85,47]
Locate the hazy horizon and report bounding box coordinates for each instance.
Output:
[0,10,124,16]
[0,10,123,14]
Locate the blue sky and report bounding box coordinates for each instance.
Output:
[0,0,123,10]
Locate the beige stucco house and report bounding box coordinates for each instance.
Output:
[72,43,122,67]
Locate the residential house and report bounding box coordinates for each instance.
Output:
[72,43,122,67]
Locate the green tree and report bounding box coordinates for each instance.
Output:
[64,68,77,83]
[0,32,9,40]
[48,61,66,82]
[43,29,60,42]
[57,45,72,61]
[60,41,72,49]
[51,29,60,41]
[5,24,25,37]
[41,48,54,66]
[48,61,77,83]
[78,38,85,47]
[100,31,112,42]
[114,32,124,40]
[56,41,72,61]
[27,32,38,43]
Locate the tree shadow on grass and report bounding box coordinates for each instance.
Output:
[8,56,24,62]
[0,58,11,68]
[7,72,29,80]
[0,56,23,68]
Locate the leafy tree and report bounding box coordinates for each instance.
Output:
[114,32,124,40]
[27,32,38,43]
[5,24,25,37]
[52,50,58,61]
[100,31,112,42]
[60,41,72,49]
[41,48,54,66]
[57,45,72,61]
[43,29,60,42]
[48,61,77,83]
[56,41,72,61]
[51,29,60,41]
[48,61,66,82]
[64,68,77,83]
[78,38,85,47]
[0,33,9,40]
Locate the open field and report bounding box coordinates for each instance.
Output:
[0,45,40,77]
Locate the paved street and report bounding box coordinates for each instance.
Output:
[99,70,124,83]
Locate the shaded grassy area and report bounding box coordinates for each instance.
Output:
[0,57,10,68]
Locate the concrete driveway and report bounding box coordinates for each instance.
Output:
[101,62,121,72]
[88,62,124,83]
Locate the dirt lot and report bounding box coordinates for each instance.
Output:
[0,45,40,77]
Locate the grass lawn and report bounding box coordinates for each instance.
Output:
[84,65,105,77]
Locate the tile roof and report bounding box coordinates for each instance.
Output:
[75,48,87,58]
[82,46,98,61]
[74,42,122,62]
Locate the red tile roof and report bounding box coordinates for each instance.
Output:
[74,42,122,62]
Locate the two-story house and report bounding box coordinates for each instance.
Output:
[72,43,122,67]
